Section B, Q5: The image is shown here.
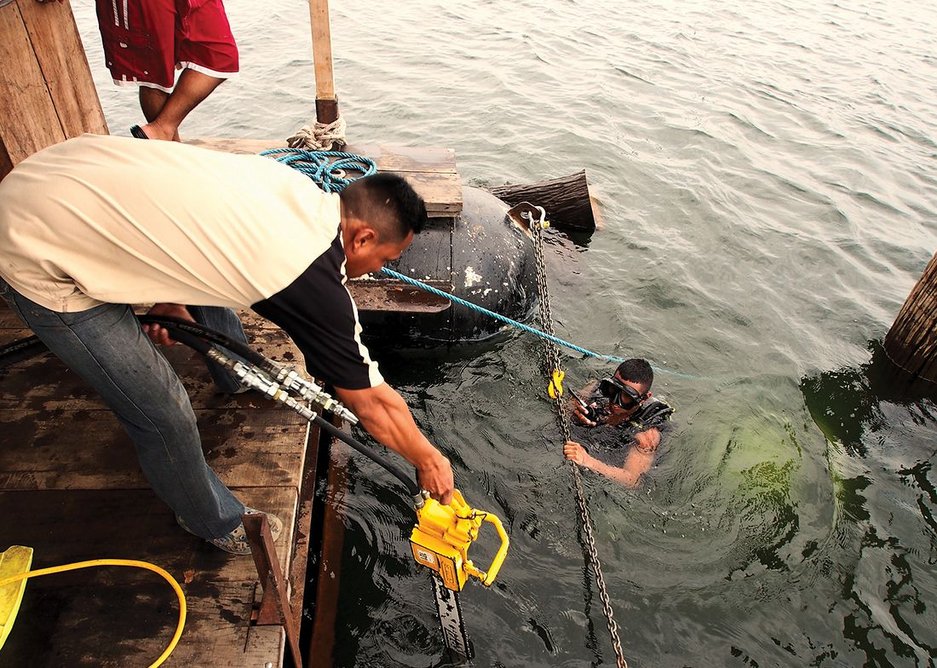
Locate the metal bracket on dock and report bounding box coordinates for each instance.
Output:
[243,513,303,668]
[505,201,545,239]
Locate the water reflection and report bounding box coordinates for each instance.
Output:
[801,340,937,665]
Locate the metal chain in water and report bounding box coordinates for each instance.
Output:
[527,210,629,668]
[527,210,562,378]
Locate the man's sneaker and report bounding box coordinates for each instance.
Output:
[177,508,284,556]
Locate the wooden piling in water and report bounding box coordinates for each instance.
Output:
[883,250,937,384]
[0,0,107,181]
[308,0,341,128]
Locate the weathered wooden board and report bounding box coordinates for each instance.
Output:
[0,1,66,169]
[0,406,308,491]
[186,137,463,216]
[0,313,308,409]
[307,447,349,666]
[0,0,107,182]
[0,486,296,667]
[348,280,450,313]
[0,299,315,666]
[18,0,108,139]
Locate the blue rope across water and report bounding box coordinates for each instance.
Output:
[259,148,377,193]
[262,150,682,373]
[381,268,626,363]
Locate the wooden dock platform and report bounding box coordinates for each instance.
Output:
[0,3,469,665]
[0,138,465,666]
[0,305,313,666]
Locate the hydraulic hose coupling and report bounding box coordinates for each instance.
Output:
[410,489,509,591]
[273,366,359,425]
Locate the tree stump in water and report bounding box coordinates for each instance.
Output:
[884,250,937,384]
[489,170,597,233]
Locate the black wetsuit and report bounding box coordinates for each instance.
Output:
[571,395,674,468]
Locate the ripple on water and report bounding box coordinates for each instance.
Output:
[65,0,937,664]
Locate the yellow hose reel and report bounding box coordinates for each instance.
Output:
[410,490,509,592]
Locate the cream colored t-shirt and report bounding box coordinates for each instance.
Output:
[0,134,336,312]
[0,134,383,389]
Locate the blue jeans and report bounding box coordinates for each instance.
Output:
[0,278,246,539]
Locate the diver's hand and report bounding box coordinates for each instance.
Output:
[563,441,589,465]
[570,398,598,427]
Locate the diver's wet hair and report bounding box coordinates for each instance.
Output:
[616,358,653,388]
[340,173,428,241]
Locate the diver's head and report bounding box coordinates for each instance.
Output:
[599,358,653,415]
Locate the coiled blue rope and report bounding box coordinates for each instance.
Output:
[259,148,377,193]
[381,267,626,363]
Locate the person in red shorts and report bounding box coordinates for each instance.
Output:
[94,0,238,141]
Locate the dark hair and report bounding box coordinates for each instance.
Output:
[340,172,428,241]
[616,358,653,389]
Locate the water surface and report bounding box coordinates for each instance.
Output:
[74,1,937,665]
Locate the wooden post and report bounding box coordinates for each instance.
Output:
[0,0,107,181]
[883,250,937,383]
[307,0,339,124]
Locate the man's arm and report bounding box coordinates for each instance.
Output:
[618,427,660,485]
[563,427,661,488]
[336,383,453,504]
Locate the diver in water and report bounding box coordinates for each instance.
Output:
[563,358,673,487]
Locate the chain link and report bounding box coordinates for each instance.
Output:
[527,211,628,668]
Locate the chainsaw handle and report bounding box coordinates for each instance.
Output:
[472,512,509,587]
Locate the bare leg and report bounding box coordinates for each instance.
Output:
[138,69,225,142]
[139,85,169,123]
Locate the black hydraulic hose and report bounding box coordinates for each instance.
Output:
[0,335,45,368]
[144,318,422,497]
[311,413,421,497]
[0,315,422,498]
[0,316,265,370]
[137,315,269,367]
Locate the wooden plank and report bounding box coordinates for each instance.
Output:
[490,170,597,232]
[347,279,450,313]
[185,138,463,216]
[288,421,319,621]
[12,577,286,668]
[187,138,457,173]
[0,137,13,182]
[0,406,308,491]
[307,443,347,665]
[0,485,298,589]
[0,1,66,166]
[0,307,313,492]
[0,486,296,667]
[0,317,307,410]
[348,143,457,174]
[308,0,336,102]
[0,341,305,407]
[399,171,462,216]
[0,296,310,666]
[19,0,108,138]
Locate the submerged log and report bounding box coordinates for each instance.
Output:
[883,250,937,384]
[488,170,597,233]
